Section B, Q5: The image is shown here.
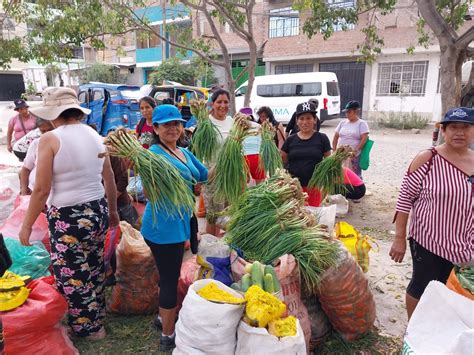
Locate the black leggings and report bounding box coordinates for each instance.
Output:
[145,240,185,309]
[343,184,366,200]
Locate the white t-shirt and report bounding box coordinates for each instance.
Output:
[209,114,233,143]
[13,128,41,153]
[23,137,40,190]
[335,119,370,151]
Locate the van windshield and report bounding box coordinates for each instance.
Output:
[120,90,143,98]
[257,82,322,97]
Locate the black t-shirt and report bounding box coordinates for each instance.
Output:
[281,132,331,186]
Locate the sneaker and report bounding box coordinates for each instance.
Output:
[159,334,176,351]
[153,315,178,331]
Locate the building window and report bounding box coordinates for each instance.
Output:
[71,47,84,59]
[269,7,299,38]
[136,28,161,49]
[327,0,356,8]
[275,64,313,74]
[376,61,429,96]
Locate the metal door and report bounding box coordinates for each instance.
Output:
[0,74,25,101]
[319,62,365,113]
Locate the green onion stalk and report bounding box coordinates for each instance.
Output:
[308,145,355,198]
[104,128,195,220]
[258,121,283,178]
[211,113,255,205]
[189,99,222,164]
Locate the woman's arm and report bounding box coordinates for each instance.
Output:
[281,150,288,165]
[102,156,119,228]
[390,212,409,263]
[356,133,369,152]
[188,152,209,182]
[332,132,339,151]
[277,123,286,149]
[6,120,14,152]
[19,167,32,195]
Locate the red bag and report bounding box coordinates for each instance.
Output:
[2,279,78,355]
[104,226,121,271]
[176,256,199,311]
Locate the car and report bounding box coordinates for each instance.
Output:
[78,82,143,135]
[141,84,207,121]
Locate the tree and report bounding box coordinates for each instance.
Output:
[295,0,473,116]
[80,63,127,84]
[148,56,216,86]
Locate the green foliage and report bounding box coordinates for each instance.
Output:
[376,111,430,130]
[149,57,216,86]
[80,64,126,84]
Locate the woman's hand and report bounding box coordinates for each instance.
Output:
[19,225,33,246]
[389,235,407,263]
[7,143,13,153]
[108,210,120,228]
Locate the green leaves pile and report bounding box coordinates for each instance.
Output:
[258,121,283,178]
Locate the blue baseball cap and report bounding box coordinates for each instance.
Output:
[152,104,186,125]
[441,107,474,125]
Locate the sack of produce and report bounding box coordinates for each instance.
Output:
[231,253,312,349]
[230,261,281,298]
[317,244,376,341]
[0,170,20,226]
[2,277,79,355]
[174,279,245,355]
[176,256,200,311]
[196,234,233,286]
[108,221,159,314]
[4,238,50,279]
[301,294,332,349]
[446,267,474,300]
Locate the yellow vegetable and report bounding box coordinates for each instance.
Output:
[0,271,28,291]
[197,282,245,304]
[268,316,297,337]
[0,286,30,311]
[244,285,286,327]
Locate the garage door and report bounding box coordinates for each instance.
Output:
[319,62,365,113]
[0,74,25,101]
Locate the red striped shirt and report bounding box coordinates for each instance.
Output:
[396,150,473,264]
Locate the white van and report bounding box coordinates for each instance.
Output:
[235,72,341,124]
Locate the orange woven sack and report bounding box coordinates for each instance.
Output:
[317,245,376,341]
[176,256,200,312]
[446,270,474,301]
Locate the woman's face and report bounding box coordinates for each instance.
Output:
[211,94,230,120]
[154,121,184,144]
[258,111,268,122]
[346,109,359,121]
[17,107,29,117]
[140,101,154,121]
[296,113,316,133]
[442,122,474,149]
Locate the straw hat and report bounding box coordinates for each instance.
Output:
[29,87,91,121]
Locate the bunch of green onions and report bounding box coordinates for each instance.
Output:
[189,99,222,164]
[308,145,355,197]
[258,121,283,177]
[225,170,338,291]
[211,113,254,205]
[105,128,195,219]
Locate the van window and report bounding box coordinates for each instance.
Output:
[236,86,247,96]
[92,90,104,101]
[257,82,322,97]
[78,91,87,104]
[327,82,340,96]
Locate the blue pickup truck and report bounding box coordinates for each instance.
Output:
[78,83,143,135]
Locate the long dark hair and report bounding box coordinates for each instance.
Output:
[256,106,279,127]
[139,96,157,108]
[210,89,230,103]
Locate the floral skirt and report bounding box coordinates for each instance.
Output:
[47,198,109,337]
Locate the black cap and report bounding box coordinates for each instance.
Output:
[296,102,317,117]
[343,100,361,112]
[441,107,474,125]
[13,99,29,111]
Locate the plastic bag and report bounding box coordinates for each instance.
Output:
[302,295,332,349]
[196,234,232,286]
[177,256,200,312]
[235,320,306,355]
[0,195,49,245]
[335,221,379,273]
[317,244,376,341]
[360,138,374,171]
[305,205,337,235]
[231,252,312,350]
[174,279,245,355]
[403,281,474,354]
[0,171,20,226]
[5,238,50,279]
[326,194,349,217]
[446,269,474,300]
[2,278,79,355]
[127,176,146,202]
[108,221,159,314]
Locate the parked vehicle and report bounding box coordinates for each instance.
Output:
[235,72,341,124]
[78,82,143,135]
[461,60,473,108]
[141,84,207,121]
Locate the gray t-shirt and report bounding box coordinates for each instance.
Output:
[335,119,370,151]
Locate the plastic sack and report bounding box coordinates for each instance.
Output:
[1,195,49,245]
[446,269,474,301]
[305,205,337,235]
[359,138,374,171]
[231,252,312,350]
[108,221,159,314]
[335,221,379,273]
[302,295,332,349]
[326,194,349,217]
[317,244,376,341]
[177,256,200,312]
[103,226,121,272]
[174,279,245,355]
[5,238,50,279]
[403,281,474,354]
[235,320,306,355]
[2,278,79,355]
[196,234,232,286]
[0,171,20,226]
[127,176,146,202]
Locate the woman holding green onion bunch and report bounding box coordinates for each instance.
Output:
[140,104,208,351]
[281,102,331,207]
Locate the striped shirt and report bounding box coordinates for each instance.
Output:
[396,149,473,264]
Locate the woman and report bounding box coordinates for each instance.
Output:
[141,104,207,351]
[256,106,285,149]
[281,102,331,207]
[239,107,264,184]
[341,167,366,201]
[390,107,473,319]
[332,100,369,179]
[7,99,36,160]
[18,87,119,339]
[285,98,320,138]
[136,96,157,149]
